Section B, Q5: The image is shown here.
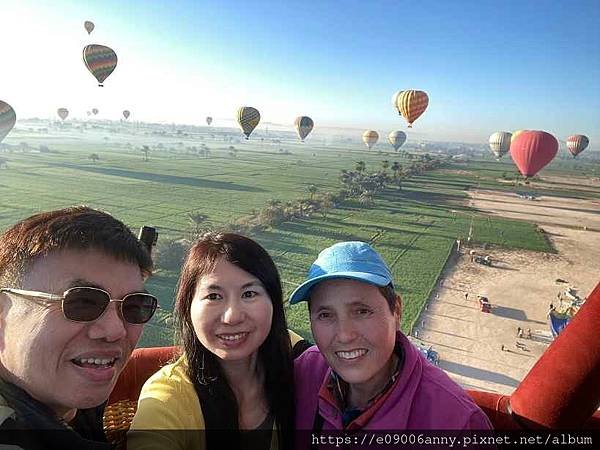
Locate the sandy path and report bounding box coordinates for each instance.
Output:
[411,189,600,394]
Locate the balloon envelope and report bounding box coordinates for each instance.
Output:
[123,110,130,119]
[362,130,379,149]
[0,101,16,144]
[206,116,212,126]
[511,129,528,143]
[294,116,314,141]
[92,108,99,115]
[388,130,406,151]
[237,107,260,139]
[57,108,69,121]
[510,130,558,178]
[489,131,511,159]
[391,90,403,115]
[394,90,428,127]
[83,44,118,86]
[566,135,589,158]
[84,21,95,35]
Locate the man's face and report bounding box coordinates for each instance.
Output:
[0,249,146,417]
[309,279,398,388]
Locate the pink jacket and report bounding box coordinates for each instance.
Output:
[295,332,492,434]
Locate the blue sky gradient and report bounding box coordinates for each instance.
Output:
[1,0,598,144]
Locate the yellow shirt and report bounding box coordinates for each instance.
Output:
[127,330,306,450]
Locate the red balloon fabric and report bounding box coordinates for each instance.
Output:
[510,130,558,177]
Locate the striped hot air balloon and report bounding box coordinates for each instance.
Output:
[237,107,260,139]
[84,21,95,35]
[57,108,69,121]
[391,90,404,116]
[206,116,212,126]
[488,131,512,159]
[362,130,379,149]
[123,110,131,120]
[294,116,314,142]
[83,44,118,87]
[510,130,558,178]
[394,90,428,128]
[388,130,406,151]
[0,101,16,144]
[566,135,589,158]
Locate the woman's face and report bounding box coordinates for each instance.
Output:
[190,257,273,363]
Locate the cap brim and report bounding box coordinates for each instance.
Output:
[288,272,391,305]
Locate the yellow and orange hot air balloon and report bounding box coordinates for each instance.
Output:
[511,129,528,143]
[394,90,428,128]
[362,130,379,149]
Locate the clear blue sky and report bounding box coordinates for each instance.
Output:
[2,0,599,144]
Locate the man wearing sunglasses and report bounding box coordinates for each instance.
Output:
[0,206,156,449]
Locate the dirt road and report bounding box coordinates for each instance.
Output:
[413,187,600,394]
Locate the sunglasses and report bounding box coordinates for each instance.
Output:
[0,286,158,324]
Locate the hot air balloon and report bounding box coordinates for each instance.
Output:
[0,101,16,145]
[206,117,212,126]
[511,129,528,143]
[488,131,512,159]
[394,90,428,128]
[123,110,130,120]
[92,108,99,115]
[86,111,91,116]
[362,130,379,150]
[84,21,95,35]
[566,135,589,158]
[510,130,558,178]
[237,107,260,139]
[388,130,406,151]
[391,90,404,116]
[57,108,69,121]
[82,44,118,87]
[294,116,314,142]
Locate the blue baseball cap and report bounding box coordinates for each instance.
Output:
[289,241,394,305]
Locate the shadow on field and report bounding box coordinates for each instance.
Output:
[256,229,313,256]
[492,306,528,321]
[47,163,266,192]
[440,361,520,387]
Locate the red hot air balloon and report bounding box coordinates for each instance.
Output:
[510,130,558,178]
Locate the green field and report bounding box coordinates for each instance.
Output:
[2,120,595,346]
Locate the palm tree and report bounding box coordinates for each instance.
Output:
[141,145,150,161]
[391,162,401,179]
[89,153,100,164]
[359,191,374,206]
[307,184,318,200]
[355,161,366,173]
[381,160,390,173]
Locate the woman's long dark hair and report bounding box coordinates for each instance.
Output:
[174,232,294,447]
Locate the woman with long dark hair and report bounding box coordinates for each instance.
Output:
[128,233,303,450]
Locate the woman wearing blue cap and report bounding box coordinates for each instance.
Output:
[290,241,492,437]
